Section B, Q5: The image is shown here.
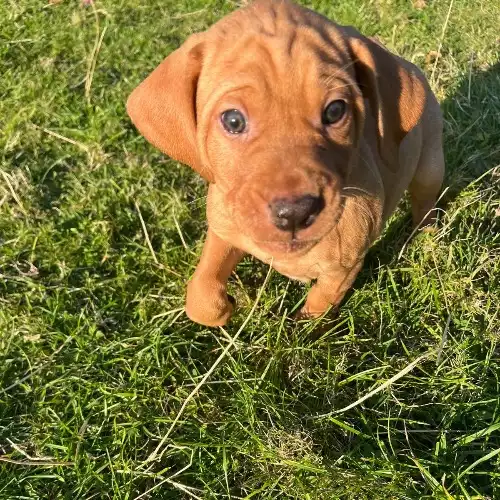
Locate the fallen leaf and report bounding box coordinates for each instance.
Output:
[413,0,426,9]
[425,50,439,65]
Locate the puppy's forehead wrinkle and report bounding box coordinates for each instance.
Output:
[244,0,303,35]
[306,46,345,67]
[206,0,350,74]
[211,31,324,78]
[205,43,350,114]
[237,41,282,83]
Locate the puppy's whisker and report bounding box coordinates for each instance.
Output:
[323,59,358,85]
[342,186,372,197]
[186,195,208,207]
[356,151,380,180]
[346,198,376,233]
[324,80,360,93]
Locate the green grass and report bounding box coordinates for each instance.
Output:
[1,0,499,498]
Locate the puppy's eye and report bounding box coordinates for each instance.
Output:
[221,109,247,134]
[322,99,347,125]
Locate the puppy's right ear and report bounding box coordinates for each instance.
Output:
[126,34,214,183]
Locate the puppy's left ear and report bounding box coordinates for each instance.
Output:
[346,30,428,168]
[126,33,214,183]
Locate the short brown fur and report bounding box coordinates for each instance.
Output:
[127,0,444,326]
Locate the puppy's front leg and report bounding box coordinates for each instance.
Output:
[297,261,364,319]
[186,229,245,327]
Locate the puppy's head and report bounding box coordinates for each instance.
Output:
[127,0,426,257]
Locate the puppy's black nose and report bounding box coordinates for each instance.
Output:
[270,195,324,232]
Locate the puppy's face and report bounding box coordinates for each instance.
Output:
[196,30,364,256]
[128,1,425,259]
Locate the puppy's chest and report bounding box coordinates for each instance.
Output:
[270,257,333,283]
[244,239,342,283]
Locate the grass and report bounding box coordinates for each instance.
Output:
[0,0,499,498]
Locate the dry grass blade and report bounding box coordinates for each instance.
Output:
[0,169,27,215]
[430,0,454,85]
[134,200,159,265]
[172,212,190,252]
[31,124,91,154]
[1,439,74,467]
[315,352,432,418]
[85,3,107,103]
[134,452,202,500]
[0,457,74,467]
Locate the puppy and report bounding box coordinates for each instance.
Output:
[127,0,444,326]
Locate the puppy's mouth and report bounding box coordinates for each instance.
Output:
[257,236,318,255]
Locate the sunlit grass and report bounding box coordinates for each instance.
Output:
[1,0,499,498]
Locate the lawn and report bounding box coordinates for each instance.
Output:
[1,0,499,498]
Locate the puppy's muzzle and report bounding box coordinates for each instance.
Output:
[269,194,325,232]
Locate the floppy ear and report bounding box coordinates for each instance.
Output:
[346,31,428,168]
[126,34,214,183]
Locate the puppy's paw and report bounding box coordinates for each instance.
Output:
[186,280,235,327]
[293,306,326,321]
[294,304,339,322]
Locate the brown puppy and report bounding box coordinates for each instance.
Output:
[127,0,444,327]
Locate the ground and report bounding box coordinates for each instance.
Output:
[1,0,499,498]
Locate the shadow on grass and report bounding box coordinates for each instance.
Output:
[360,61,500,281]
